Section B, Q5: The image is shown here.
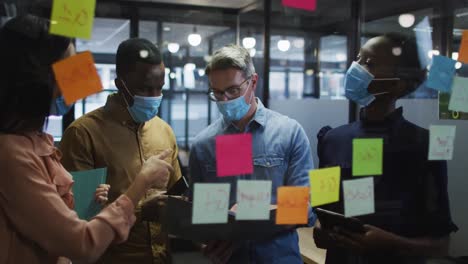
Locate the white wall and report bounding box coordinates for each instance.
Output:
[271,98,467,256]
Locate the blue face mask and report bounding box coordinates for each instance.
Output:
[49,96,73,116]
[216,93,252,122]
[344,61,376,106]
[127,95,163,123]
[119,79,163,123]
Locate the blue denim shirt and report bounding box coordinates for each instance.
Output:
[189,99,316,264]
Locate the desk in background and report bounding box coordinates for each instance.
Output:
[298,227,327,264]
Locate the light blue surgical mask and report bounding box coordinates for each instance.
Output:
[120,79,163,123]
[344,61,376,106]
[49,96,73,116]
[128,95,163,123]
[216,94,252,122]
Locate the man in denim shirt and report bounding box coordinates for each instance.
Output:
[189,44,316,264]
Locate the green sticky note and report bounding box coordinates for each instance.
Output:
[352,138,383,176]
[309,167,341,207]
[49,0,96,39]
[70,168,107,220]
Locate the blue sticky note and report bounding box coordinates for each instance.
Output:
[427,55,457,92]
[70,168,107,220]
[192,183,230,224]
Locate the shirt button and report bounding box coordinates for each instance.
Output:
[266,162,270,166]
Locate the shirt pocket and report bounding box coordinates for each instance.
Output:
[253,156,287,183]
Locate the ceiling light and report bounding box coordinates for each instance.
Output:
[169,72,176,79]
[398,14,415,28]
[455,62,462,69]
[249,48,256,57]
[242,37,256,49]
[392,47,402,56]
[293,38,305,49]
[452,52,459,60]
[168,42,180,53]
[188,26,201,47]
[198,69,205,76]
[184,63,196,71]
[163,27,171,31]
[277,39,290,52]
[305,69,314,76]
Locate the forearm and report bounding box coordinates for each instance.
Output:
[391,235,449,257]
[125,179,147,206]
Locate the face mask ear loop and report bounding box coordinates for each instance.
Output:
[119,79,134,108]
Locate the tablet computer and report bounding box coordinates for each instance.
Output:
[315,208,365,233]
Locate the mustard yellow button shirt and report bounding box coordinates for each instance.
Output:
[60,93,182,264]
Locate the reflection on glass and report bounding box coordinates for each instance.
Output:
[76,18,130,54]
[139,21,158,44]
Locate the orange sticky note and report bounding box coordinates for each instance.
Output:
[276,186,309,225]
[52,51,103,105]
[459,30,468,64]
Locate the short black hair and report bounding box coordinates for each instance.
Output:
[382,32,426,97]
[116,38,162,77]
[0,15,72,133]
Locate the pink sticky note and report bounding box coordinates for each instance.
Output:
[215,134,253,177]
[282,0,317,11]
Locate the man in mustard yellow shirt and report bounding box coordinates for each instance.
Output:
[60,38,182,264]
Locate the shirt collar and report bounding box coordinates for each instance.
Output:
[104,93,137,127]
[28,132,60,158]
[221,97,267,131]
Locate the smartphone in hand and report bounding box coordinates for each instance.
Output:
[166,175,189,196]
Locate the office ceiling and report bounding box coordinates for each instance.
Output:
[120,0,257,9]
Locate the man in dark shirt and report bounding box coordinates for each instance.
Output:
[313,33,458,264]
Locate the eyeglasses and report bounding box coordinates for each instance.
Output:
[208,77,251,102]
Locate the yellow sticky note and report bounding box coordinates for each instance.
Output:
[458,30,468,64]
[352,138,383,176]
[276,186,309,225]
[309,167,341,207]
[52,51,103,105]
[49,0,96,39]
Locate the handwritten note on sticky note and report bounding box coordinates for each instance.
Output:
[427,55,457,92]
[282,0,317,11]
[343,177,374,217]
[309,167,341,207]
[276,186,309,225]
[458,30,468,64]
[52,51,103,105]
[429,125,456,160]
[215,134,253,177]
[352,138,383,176]
[50,0,96,39]
[70,168,107,220]
[448,76,468,113]
[192,183,230,224]
[236,180,272,220]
